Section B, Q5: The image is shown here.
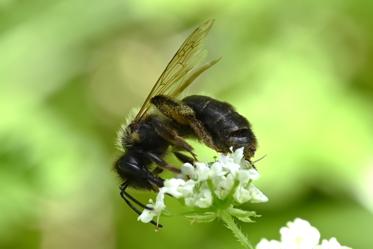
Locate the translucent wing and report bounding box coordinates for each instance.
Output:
[134,19,216,121]
[169,57,221,98]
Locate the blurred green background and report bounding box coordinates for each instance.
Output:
[1,0,373,248]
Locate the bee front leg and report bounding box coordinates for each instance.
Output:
[173,151,195,164]
[152,167,164,175]
[151,95,219,152]
[120,182,152,210]
[119,182,163,228]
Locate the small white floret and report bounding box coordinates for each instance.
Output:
[256,218,351,249]
[280,218,320,249]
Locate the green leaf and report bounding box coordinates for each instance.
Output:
[228,207,259,223]
[185,212,217,223]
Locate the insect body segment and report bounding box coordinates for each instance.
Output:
[182,95,257,159]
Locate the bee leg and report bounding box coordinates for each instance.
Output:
[186,118,219,152]
[152,167,164,175]
[121,197,163,228]
[146,152,181,174]
[120,183,152,210]
[173,151,195,164]
[119,183,163,228]
[151,95,219,152]
[151,116,197,159]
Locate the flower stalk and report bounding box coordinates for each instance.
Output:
[219,210,254,249]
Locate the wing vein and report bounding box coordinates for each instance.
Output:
[133,19,218,122]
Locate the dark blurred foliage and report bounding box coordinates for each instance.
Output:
[1,0,372,248]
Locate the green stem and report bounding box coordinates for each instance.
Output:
[220,211,254,249]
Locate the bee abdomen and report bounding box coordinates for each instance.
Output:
[182,95,257,155]
[182,95,249,133]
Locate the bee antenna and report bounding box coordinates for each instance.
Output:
[253,154,267,164]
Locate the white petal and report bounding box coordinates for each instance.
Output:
[194,187,213,208]
[154,190,166,211]
[137,200,157,223]
[234,184,268,204]
[247,168,260,180]
[212,174,235,199]
[163,178,186,198]
[316,238,351,249]
[219,153,232,165]
[178,179,196,196]
[222,161,240,176]
[181,163,195,177]
[195,162,210,181]
[256,239,282,249]
[280,218,320,249]
[210,161,225,177]
[249,185,269,203]
[231,147,245,164]
[237,168,260,183]
[237,169,252,183]
[137,209,156,223]
[184,182,213,208]
[234,185,252,203]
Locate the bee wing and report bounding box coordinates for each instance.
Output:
[169,57,221,98]
[134,19,215,121]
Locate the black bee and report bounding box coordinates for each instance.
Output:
[114,20,257,227]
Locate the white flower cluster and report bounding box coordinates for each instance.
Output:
[256,218,352,249]
[138,148,268,224]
